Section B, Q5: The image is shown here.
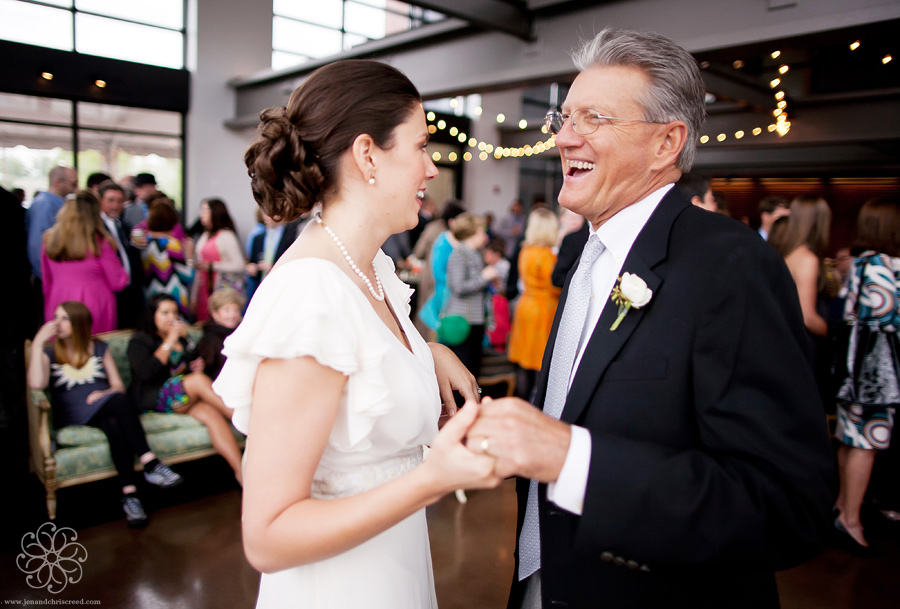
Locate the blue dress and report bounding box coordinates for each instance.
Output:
[416,232,453,330]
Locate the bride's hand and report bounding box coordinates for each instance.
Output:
[424,403,501,493]
[428,343,479,417]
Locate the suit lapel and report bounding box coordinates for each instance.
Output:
[536,189,689,424]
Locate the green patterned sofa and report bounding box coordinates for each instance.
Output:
[26,327,244,520]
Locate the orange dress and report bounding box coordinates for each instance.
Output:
[507,245,561,371]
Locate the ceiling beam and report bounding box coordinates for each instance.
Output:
[405,0,533,40]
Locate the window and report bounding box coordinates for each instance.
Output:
[0,93,184,210]
[0,0,185,69]
[272,0,445,70]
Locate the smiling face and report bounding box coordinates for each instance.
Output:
[211,303,242,329]
[555,65,683,227]
[99,188,125,219]
[375,105,438,231]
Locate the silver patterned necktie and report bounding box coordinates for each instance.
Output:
[518,233,605,581]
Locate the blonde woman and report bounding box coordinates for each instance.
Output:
[507,207,562,400]
[41,190,129,333]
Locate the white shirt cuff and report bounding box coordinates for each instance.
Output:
[546,425,591,515]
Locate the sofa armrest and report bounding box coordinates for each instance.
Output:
[24,340,55,481]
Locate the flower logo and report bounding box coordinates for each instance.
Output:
[16,522,88,594]
[609,272,653,331]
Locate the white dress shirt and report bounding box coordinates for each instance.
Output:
[547,184,672,515]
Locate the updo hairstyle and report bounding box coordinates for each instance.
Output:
[244,59,422,222]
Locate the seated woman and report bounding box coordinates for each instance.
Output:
[192,287,244,381]
[27,300,183,528]
[127,293,243,484]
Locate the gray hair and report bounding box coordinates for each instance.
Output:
[572,28,706,171]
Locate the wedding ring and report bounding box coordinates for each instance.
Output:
[480,437,490,455]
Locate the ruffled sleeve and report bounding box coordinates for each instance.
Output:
[214,258,393,450]
[375,250,415,318]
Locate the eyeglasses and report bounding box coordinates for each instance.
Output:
[544,109,662,136]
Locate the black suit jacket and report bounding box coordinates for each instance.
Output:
[552,222,589,289]
[510,188,834,609]
[248,219,302,265]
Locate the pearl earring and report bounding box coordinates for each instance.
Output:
[368,176,376,185]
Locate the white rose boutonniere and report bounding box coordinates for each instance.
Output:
[609,272,653,331]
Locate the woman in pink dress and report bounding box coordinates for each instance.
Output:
[192,198,244,321]
[41,190,129,334]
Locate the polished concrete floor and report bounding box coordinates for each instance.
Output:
[2,457,898,609]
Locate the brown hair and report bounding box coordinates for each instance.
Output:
[855,196,900,257]
[53,301,93,369]
[244,59,422,222]
[147,197,179,232]
[202,197,236,235]
[777,196,832,259]
[43,189,114,261]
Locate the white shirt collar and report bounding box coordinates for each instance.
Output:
[589,184,673,261]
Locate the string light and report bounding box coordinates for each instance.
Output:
[770,78,781,88]
[850,41,860,51]
[778,65,789,74]
[94,79,107,88]
[496,113,505,123]
[732,60,745,69]
[771,50,781,59]
[884,55,893,64]
[41,72,53,80]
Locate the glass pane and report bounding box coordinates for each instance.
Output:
[343,32,368,51]
[76,0,183,30]
[383,9,410,36]
[0,122,74,198]
[0,0,73,50]
[272,50,309,71]
[79,130,183,208]
[76,13,184,69]
[273,17,341,59]
[0,93,72,126]
[273,0,341,28]
[77,103,181,136]
[345,2,386,39]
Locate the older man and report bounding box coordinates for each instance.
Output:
[468,29,834,609]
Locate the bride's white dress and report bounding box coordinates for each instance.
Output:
[214,250,441,609]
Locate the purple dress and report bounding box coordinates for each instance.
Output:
[41,239,129,334]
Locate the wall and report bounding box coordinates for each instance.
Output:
[463,90,523,217]
[186,0,272,242]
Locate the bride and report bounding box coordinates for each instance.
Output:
[213,59,500,608]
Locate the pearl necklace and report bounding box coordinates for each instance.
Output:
[314,213,384,301]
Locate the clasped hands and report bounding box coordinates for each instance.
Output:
[462,397,571,483]
[429,343,571,486]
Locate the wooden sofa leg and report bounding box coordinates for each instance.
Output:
[45,459,59,520]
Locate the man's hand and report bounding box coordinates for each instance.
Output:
[465,397,571,482]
